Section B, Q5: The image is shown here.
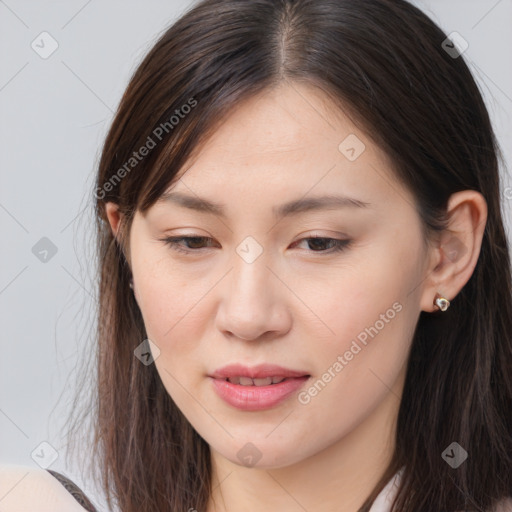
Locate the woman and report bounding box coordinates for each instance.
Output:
[2,0,511,510]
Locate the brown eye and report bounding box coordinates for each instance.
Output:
[160,236,217,254]
[291,237,352,254]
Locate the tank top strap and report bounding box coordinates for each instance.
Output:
[46,469,98,512]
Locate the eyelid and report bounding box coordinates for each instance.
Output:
[158,233,352,256]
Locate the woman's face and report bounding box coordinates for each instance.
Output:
[122,82,433,469]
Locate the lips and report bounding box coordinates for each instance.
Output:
[208,364,310,410]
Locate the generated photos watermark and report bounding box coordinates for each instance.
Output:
[94,97,197,200]
[298,301,403,405]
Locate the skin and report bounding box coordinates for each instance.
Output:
[105,81,487,512]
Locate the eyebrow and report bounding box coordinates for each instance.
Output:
[156,191,371,220]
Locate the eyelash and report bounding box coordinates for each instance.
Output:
[158,235,352,255]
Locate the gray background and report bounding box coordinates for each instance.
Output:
[1,0,511,508]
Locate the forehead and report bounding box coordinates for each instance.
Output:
[188,82,361,165]
[147,82,415,221]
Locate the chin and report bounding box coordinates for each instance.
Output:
[212,437,309,470]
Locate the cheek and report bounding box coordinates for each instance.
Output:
[137,270,210,409]
[134,253,221,375]
[312,257,415,353]
[295,290,416,447]
[138,276,205,352]
[303,236,423,399]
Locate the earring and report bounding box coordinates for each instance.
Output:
[129,278,134,290]
[434,293,450,312]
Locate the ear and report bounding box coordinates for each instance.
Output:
[105,201,136,293]
[420,190,487,313]
[105,201,123,239]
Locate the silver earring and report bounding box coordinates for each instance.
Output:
[434,293,450,312]
[129,278,134,290]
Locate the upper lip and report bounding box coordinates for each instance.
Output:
[209,363,310,379]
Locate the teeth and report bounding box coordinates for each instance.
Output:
[253,377,273,386]
[240,376,256,386]
[226,376,287,386]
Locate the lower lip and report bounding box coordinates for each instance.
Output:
[210,376,310,411]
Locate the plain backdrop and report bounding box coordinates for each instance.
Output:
[1,0,511,508]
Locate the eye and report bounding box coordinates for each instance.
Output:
[291,235,352,253]
[159,235,351,255]
[159,236,217,254]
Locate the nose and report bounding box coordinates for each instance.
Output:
[215,253,292,342]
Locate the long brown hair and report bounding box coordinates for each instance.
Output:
[67,0,512,510]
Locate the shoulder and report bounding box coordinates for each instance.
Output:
[0,464,95,512]
[495,497,512,512]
